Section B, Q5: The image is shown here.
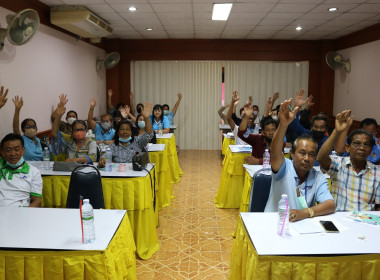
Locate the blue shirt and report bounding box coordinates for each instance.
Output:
[150,115,170,131]
[264,158,333,212]
[165,112,175,126]
[93,123,115,141]
[22,135,43,161]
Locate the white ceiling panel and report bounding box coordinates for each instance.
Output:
[350,4,380,13]
[151,3,192,12]
[264,12,304,20]
[260,19,295,26]
[86,4,114,13]
[271,4,317,13]
[232,3,275,13]
[158,13,193,20]
[310,4,358,13]
[110,3,154,13]
[193,4,213,12]
[105,0,148,3]
[161,19,194,26]
[227,19,261,26]
[254,25,284,31]
[228,12,265,20]
[62,0,104,4]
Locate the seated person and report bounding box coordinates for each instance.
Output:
[264,99,335,221]
[226,91,248,145]
[150,104,170,134]
[98,103,154,166]
[51,105,97,164]
[162,93,183,126]
[238,103,282,165]
[12,95,43,161]
[317,110,380,211]
[359,118,380,164]
[88,98,115,145]
[113,110,124,129]
[51,94,78,135]
[0,133,43,207]
[135,113,156,144]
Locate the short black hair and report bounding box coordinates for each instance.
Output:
[20,118,37,132]
[292,134,318,153]
[347,129,375,148]
[162,104,169,110]
[66,110,78,119]
[360,118,378,128]
[151,104,164,123]
[310,115,328,129]
[252,105,259,110]
[114,120,134,146]
[1,133,24,148]
[261,117,279,130]
[72,120,87,132]
[116,102,125,110]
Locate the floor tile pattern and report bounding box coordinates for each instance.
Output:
[136,150,239,279]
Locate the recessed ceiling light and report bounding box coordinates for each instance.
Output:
[146,28,153,31]
[129,7,137,12]
[212,3,233,21]
[328,7,338,12]
[296,26,302,31]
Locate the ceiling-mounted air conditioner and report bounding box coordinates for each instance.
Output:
[50,6,113,39]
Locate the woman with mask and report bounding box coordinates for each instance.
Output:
[150,104,170,134]
[51,94,78,135]
[88,98,115,145]
[98,103,153,167]
[12,95,43,161]
[135,113,157,144]
[51,105,97,163]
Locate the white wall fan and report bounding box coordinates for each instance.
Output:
[326,51,351,73]
[96,52,120,72]
[0,9,40,51]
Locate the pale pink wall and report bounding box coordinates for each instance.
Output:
[333,39,380,121]
[0,6,106,137]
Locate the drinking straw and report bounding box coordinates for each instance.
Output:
[79,195,84,243]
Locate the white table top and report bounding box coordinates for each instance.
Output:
[156,133,173,139]
[29,161,154,177]
[243,164,330,179]
[219,124,231,130]
[147,143,166,152]
[223,133,234,139]
[0,207,126,251]
[229,145,252,153]
[241,212,380,256]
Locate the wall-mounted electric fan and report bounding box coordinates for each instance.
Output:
[326,51,351,73]
[96,52,120,72]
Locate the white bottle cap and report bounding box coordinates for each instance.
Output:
[83,199,89,203]
[281,194,288,198]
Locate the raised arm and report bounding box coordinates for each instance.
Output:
[263,96,273,118]
[239,102,253,132]
[12,95,23,135]
[120,105,136,123]
[272,92,279,106]
[87,98,97,130]
[271,99,299,172]
[52,105,66,139]
[317,110,353,170]
[218,104,229,120]
[0,86,8,109]
[172,93,182,114]
[107,89,113,112]
[141,102,153,133]
[226,91,239,130]
[51,94,68,123]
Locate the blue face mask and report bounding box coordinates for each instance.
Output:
[7,157,25,169]
[119,136,132,143]
[163,110,169,115]
[138,121,146,129]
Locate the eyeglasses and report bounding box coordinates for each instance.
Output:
[25,125,36,129]
[73,128,86,132]
[351,141,372,149]
[297,151,316,159]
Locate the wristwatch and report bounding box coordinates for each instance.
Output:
[307,208,314,218]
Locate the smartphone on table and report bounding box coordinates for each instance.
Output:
[320,220,339,233]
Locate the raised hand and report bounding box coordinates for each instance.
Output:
[90,98,96,109]
[0,86,9,108]
[119,106,127,119]
[12,95,23,110]
[273,92,279,102]
[56,104,66,117]
[335,110,353,133]
[278,98,299,126]
[243,102,253,118]
[178,93,182,99]
[125,105,131,115]
[294,89,307,108]
[108,89,113,97]
[231,90,239,105]
[305,95,315,110]
[248,96,253,104]
[266,96,273,110]
[58,94,68,107]
[142,102,152,118]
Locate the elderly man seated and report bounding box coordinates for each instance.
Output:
[0,133,43,207]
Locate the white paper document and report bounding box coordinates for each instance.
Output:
[290,219,324,234]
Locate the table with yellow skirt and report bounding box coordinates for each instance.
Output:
[222,135,235,156]
[156,133,183,183]
[41,170,159,260]
[214,146,250,208]
[0,212,137,280]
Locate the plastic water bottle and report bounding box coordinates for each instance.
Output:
[43,147,50,170]
[263,149,271,174]
[82,199,95,244]
[105,147,112,172]
[278,194,290,236]
[254,123,260,134]
[159,123,163,136]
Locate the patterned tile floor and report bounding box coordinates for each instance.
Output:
[136,150,239,279]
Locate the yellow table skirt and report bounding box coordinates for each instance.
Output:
[229,216,380,280]
[239,170,253,212]
[41,174,159,260]
[214,148,250,208]
[0,214,137,280]
[149,150,172,210]
[157,135,183,183]
[222,137,235,155]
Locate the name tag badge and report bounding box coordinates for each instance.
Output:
[297,195,308,209]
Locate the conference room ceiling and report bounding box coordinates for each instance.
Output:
[39,0,380,40]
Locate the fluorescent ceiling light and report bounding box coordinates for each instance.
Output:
[212,3,233,21]
[129,7,137,12]
[296,26,302,31]
[328,7,338,12]
[146,27,153,31]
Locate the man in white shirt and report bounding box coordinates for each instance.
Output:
[0,133,43,207]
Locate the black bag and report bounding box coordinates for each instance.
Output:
[132,152,148,171]
[53,161,83,172]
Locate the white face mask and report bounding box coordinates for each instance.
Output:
[67,117,76,125]
[253,111,258,116]
[272,115,278,121]
[101,122,111,130]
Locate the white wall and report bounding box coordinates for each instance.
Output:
[333,39,380,121]
[0,6,106,138]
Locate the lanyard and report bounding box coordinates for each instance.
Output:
[297,178,308,201]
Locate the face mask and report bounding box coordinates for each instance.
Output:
[137,107,142,114]
[7,157,25,169]
[253,111,258,116]
[163,110,169,115]
[119,136,132,143]
[138,121,146,128]
[67,117,76,125]
[101,122,111,130]
[272,116,278,121]
[24,128,37,138]
[312,130,325,140]
[73,131,86,140]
